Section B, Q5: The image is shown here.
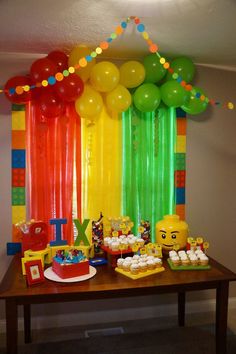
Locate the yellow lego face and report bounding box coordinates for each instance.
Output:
[155,215,188,253]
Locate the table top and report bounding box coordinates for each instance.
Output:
[0,254,236,304]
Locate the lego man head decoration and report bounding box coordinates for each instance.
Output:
[156,215,188,254]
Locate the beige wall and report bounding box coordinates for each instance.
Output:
[0,59,236,327]
[186,66,236,291]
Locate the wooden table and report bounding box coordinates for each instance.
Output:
[0,254,236,354]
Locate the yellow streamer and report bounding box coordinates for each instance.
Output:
[81,108,122,230]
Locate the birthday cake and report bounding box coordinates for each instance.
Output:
[52,249,89,279]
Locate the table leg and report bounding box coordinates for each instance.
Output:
[216,281,229,354]
[178,291,186,326]
[6,299,18,354]
[23,304,31,343]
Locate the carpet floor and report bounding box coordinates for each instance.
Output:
[3,326,236,354]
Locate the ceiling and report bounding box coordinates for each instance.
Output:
[0,0,236,71]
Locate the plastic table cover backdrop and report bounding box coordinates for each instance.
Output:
[25,104,176,244]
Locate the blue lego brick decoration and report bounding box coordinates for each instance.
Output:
[12,150,26,168]
[176,187,186,205]
[7,242,22,255]
[176,108,187,118]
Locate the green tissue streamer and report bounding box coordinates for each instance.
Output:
[122,105,176,242]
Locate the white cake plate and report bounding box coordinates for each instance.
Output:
[44,266,97,283]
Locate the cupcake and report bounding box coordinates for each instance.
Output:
[103,237,110,247]
[124,256,132,262]
[178,250,186,257]
[140,254,148,260]
[154,258,163,268]
[171,256,181,266]
[147,260,155,270]
[146,256,155,262]
[128,239,136,248]
[117,258,125,269]
[107,239,113,249]
[132,255,140,261]
[139,261,148,272]
[195,249,204,257]
[169,250,177,258]
[120,240,128,250]
[119,235,126,240]
[189,254,198,266]
[130,263,139,275]
[181,257,190,266]
[186,250,194,256]
[111,241,119,251]
[122,261,131,272]
[199,254,209,266]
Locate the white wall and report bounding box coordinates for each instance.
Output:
[186,65,236,284]
[0,57,236,330]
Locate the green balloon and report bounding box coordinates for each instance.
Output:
[165,56,195,83]
[143,53,167,83]
[181,86,208,115]
[160,80,189,108]
[133,83,161,112]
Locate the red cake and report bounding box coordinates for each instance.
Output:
[52,249,90,279]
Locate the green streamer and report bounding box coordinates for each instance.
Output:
[122,105,176,242]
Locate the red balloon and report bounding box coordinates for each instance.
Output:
[32,85,52,101]
[4,76,32,104]
[47,50,68,72]
[55,73,84,102]
[39,90,64,118]
[30,58,57,83]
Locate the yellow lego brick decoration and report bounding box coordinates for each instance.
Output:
[12,111,25,130]
[21,256,43,275]
[24,247,51,265]
[176,135,186,153]
[12,205,26,224]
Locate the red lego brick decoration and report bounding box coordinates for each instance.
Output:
[12,168,25,187]
[175,170,186,188]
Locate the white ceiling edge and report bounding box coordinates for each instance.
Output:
[196,62,236,72]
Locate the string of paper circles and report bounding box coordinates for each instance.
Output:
[1,16,234,117]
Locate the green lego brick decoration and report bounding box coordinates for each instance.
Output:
[175,153,186,171]
[12,187,25,205]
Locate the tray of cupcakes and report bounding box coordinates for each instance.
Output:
[115,254,165,279]
[167,249,210,270]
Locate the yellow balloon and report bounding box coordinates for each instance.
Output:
[119,61,145,88]
[75,85,103,118]
[105,84,132,113]
[90,61,120,92]
[68,45,96,82]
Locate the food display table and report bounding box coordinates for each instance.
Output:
[0,254,236,354]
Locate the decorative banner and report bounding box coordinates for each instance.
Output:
[1,16,234,110]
